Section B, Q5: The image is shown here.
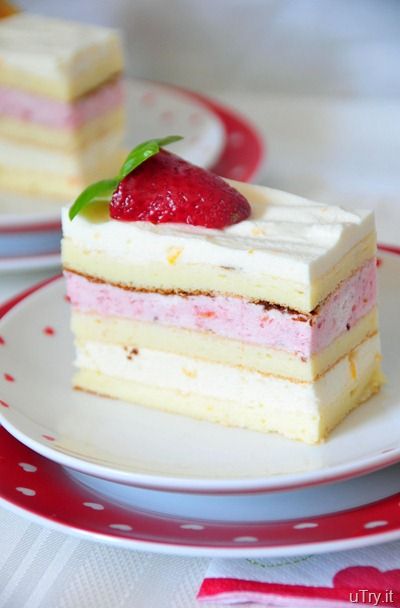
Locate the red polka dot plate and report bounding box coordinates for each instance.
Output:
[0,249,399,497]
[0,427,400,556]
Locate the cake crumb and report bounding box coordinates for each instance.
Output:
[182,368,197,379]
[166,247,183,265]
[197,311,216,319]
[125,347,139,361]
[348,352,357,380]
[251,226,265,237]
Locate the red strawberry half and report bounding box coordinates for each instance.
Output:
[110,150,251,229]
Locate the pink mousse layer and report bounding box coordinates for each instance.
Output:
[0,78,124,130]
[65,259,376,359]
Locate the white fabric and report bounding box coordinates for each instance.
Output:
[201,544,400,606]
[205,541,400,586]
[0,509,210,608]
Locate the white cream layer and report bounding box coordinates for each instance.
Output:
[62,180,374,284]
[75,334,380,415]
[0,14,121,81]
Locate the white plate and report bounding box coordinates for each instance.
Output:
[0,250,399,494]
[0,252,60,274]
[0,79,225,228]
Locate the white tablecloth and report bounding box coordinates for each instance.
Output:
[1,93,399,608]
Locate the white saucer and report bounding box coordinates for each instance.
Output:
[69,463,400,523]
[0,250,399,493]
[0,252,60,274]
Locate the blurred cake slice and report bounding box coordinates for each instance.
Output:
[62,141,383,443]
[0,13,124,199]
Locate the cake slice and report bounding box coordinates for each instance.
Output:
[0,13,124,199]
[62,137,383,444]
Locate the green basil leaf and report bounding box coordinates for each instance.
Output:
[118,135,183,180]
[155,135,184,147]
[68,178,119,221]
[118,141,159,180]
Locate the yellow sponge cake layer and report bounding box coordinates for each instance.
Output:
[0,135,124,199]
[71,308,379,382]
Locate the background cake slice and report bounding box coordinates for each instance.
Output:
[62,140,383,443]
[0,13,124,199]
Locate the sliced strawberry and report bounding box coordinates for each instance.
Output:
[110,150,251,229]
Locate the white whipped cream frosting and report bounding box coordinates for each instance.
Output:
[0,14,120,79]
[62,180,375,283]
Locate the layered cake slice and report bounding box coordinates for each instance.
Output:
[0,13,124,199]
[62,137,383,443]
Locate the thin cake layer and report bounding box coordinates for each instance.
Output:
[61,181,376,313]
[71,308,378,381]
[74,334,383,444]
[0,14,123,100]
[0,79,124,149]
[0,134,124,199]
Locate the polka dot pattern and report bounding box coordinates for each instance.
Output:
[160,110,173,123]
[16,487,36,497]
[83,502,105,511]
[228,131,245,148]
[189,112,202,126]
[18,462,37,473]
[140,91,156,106]
[229,165,246,180]
[364,521,388,529]
[0,424,399,555]
[42,435,56,442]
